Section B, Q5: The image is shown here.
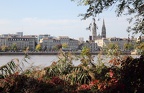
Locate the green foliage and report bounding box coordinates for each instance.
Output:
[45,48,96,85]
[52,44,62,51]
[105,43,121,56]
[124,42,134,51]
[0,47,144,92]
[11,43,18,51]
[62,43,68,49]
[127,14,144,35]
[1,45,9,52]
[72,0,144,18]
[44,49,75,84]
[71,0,144,35]
[0,53,30,78]
[120,55,144,92]
[137,42,144,50]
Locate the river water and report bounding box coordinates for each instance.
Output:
[0,55,140,69]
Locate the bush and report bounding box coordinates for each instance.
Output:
[120,55,144,93]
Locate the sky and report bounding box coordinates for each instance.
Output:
[0,0,136,40]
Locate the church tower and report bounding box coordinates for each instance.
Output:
[101,19,106,38]
[91,18,97,41]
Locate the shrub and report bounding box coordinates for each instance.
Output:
[120,55,144,93]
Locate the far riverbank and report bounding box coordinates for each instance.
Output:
[0,51,131,55]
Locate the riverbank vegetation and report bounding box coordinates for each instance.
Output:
[0,47,143,93]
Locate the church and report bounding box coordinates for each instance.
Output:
[89,18,106,42]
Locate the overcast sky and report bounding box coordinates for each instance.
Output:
[0,0,136,40]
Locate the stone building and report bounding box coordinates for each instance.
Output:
[0,35,37,51]
[6,36,36,50]
[88,18,106,42]
[40,37,61,51]
[59,36,80,51]
[95,37,133,51]
[101,19,106,38]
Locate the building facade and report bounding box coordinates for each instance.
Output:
[89,18,106,42]
[101,19,106,38]
[0,35,37,51]
[95,37,134,51]
[6,37,36,50]
[59,36,80,51]
[40,37,61,51]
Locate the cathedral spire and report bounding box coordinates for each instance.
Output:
[101,19,106,38]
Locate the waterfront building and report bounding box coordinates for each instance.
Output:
[79,37,84,43]
[0,37,7,46]
[79,41,99,53]
[40,37,61,51]
[90,42,99,52]
[0,34,18,37]
[16,32,23,37]
[79,42,90,50]
[59,36,80,51]
[95,37,132,51]
[0,35,37,51]
[40,36,80,51]
[6,36,37,51]
[38,34,51,43]
[59,36,69,44]
[68,38,80,51]
[24,35,38,45]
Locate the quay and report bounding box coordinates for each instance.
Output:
[0,51,131,55]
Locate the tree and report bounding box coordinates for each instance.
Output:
[11,43,18,51]
[105,43,120,56]
[35,44,42,51]
[57,44,62,49]
[52,44,62,51]
[1,45,9,52]
[62,43,68,49]
[124,42,134,51]
[107,43,119,50]
[137,42,144,54]
[71,0,144,35]
[42,46,47,51]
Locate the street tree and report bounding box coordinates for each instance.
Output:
[62,43,68,49]
[124,42,134,51]
[52,44,62,51]
[71,0,144,35]
[11,43,18,51]
[137,42,144,51]
[35,44,42,51]
[42,46,47,51]
[107,43,119,50]
[106,43,120,56]
[1,45,9,52]
[57,44,62,49]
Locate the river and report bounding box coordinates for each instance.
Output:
[0,55,140,69]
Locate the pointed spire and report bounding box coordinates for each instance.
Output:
[103,19,105,26]
[101,19,106,38]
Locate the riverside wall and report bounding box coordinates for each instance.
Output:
[0,51,131,55]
